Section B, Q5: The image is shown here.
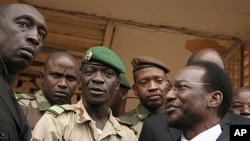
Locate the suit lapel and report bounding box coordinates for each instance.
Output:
[217,114,231,141]
[0,76,23,129]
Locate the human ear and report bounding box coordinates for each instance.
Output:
[208,91,223,108]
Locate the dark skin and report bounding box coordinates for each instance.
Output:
[133,67,169,114]
[109,87,128,117]
[165,66,222,140]
[41,52,80,105]
[80,63,119,129]
[0,4,48,85]
[229,88,250,118]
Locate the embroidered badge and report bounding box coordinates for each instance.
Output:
[85,50,92,61]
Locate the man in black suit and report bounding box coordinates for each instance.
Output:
[0,3,48,140]
[139,61,250,141]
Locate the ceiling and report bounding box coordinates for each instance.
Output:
[1,0,250,82]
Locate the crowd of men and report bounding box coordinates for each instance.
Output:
[1,3,250,141]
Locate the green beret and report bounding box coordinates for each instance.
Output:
[119,74,131,90]
[131,56,170,73]
[82,46,126,74]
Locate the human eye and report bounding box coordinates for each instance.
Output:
[51,72,62,78]
[176,83,190,90]
[66,75,77,82]
[138,80,148,86]
[231,103,244,109]
[84,68,94,75]
[38,29,47,40]
[155,77,164,83]
[104,70,115,77]
[17,19,30,29]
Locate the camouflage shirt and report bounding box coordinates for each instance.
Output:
[118,104,151,138]
[31,100,137,141]
[15,90,51,129]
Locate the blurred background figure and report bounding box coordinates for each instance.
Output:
[229,87,250,118]
[109,74,131,117]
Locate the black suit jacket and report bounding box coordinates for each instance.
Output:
[0,75,31,141]
[139,112,250,141]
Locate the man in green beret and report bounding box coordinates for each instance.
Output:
[119,56,171,138]
[31,46,137,141]
[109,74,131,117]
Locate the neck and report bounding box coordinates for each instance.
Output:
[83,100,109,119]
[183,116,221,140]
[148,103,166,114]
[83,100,109,130]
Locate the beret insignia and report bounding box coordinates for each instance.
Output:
[85,50,92,61]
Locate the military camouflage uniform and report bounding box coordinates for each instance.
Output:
[15,90,51,129]
[31,100,137,141]
[118,104,151,138]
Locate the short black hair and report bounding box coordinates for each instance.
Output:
[189,61,232,118]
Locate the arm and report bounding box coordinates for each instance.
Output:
[31,113,62,141]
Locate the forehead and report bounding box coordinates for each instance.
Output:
[174,66,205,82]
[47,55,77,67]
[235,89,250,97]
[3,4,47,27]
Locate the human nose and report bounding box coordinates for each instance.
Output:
[58,78,67,88]
[26,28,40,46]
[165,88,177,101]
[240,105,250,115]
[92,72,104,84]
[148,81,158,91]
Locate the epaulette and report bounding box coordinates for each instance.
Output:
[15,93,36,100]
[116,117,138,135]
[47,104,74,117]
[116,117,133,126]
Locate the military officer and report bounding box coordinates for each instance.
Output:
[118,56,170,137]
[31,46,137,141]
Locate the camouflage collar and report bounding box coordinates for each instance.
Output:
[35,90,52,111]
[136,104,151,120]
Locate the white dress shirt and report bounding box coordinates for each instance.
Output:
[181,124,222,141]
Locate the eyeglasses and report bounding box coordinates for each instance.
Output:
[169,82,213,93]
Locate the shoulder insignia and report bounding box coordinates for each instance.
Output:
[116,117,132,126]
[15,93,36,100]
[47,104,74,117]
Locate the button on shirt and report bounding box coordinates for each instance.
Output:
[181,124,222,141]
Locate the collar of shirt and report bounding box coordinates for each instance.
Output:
[35,90,52,111]
[181,124,222,141]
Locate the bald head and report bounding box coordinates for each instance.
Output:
[186,48,224,69]
[41,51,80,105]
[44,52,79,70]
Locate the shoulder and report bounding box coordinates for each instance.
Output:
[15,93,36,100]
[144,113,167,124]
[46,104,75,118]
[118,109,138,125]
[15,93,37,107]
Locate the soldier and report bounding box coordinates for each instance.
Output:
[31,46,137,141]
[16,51,80,129]
[0,3,47,140]
[109,74,131,117]
[119,56,170,137]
